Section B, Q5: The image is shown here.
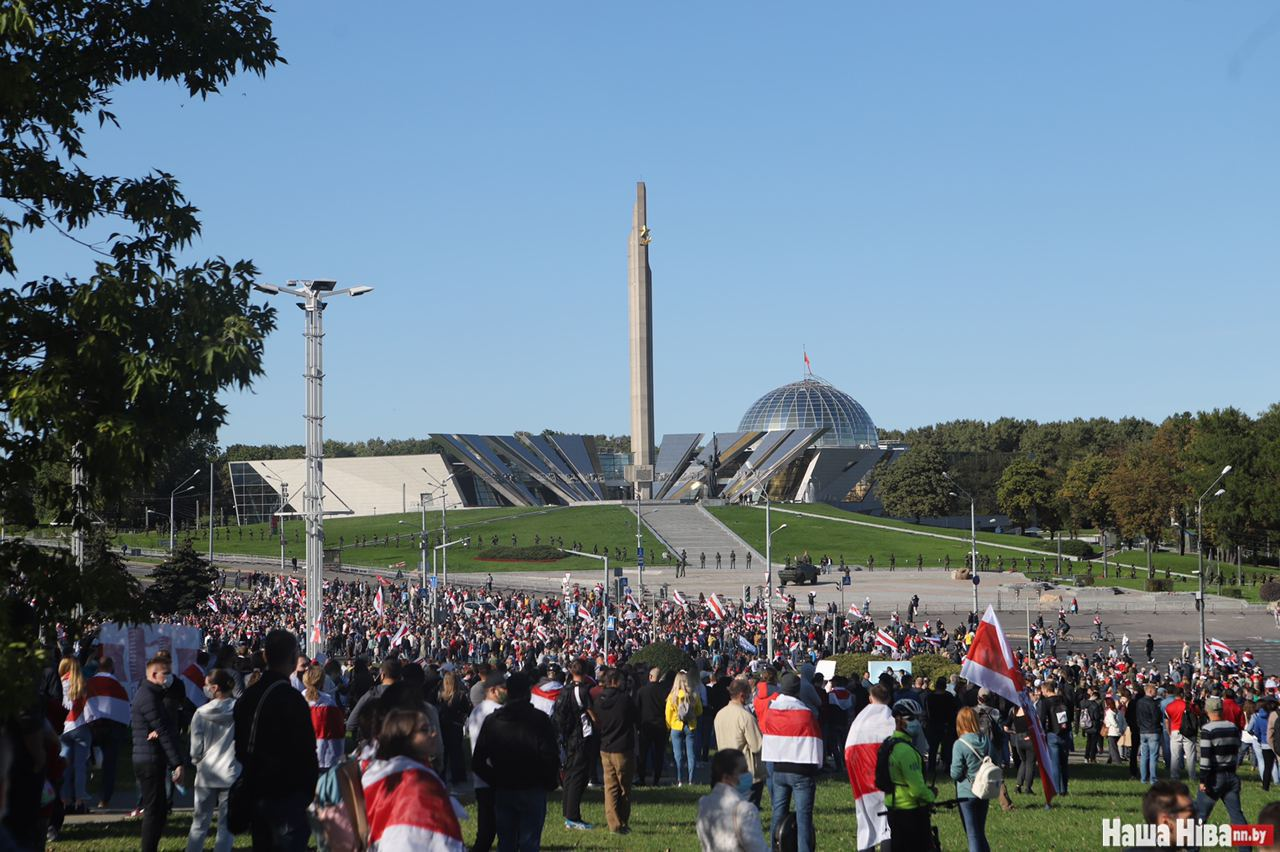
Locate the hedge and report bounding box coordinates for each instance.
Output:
[1058,539,1097,560]
[628,642,696,679]
[1260,581,1280,603]
[1144,578,1174,593]
[1219,587,1244,599]
[827,652,960,684]
[474,545,567,562]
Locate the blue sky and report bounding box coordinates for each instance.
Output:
[16,2,1280,445]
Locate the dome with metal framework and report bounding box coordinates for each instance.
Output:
[738,377,878,448]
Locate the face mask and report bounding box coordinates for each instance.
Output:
[162,672,175,689]
[906,719,923,740]
[203,684,218,700]
[735,772,753,798]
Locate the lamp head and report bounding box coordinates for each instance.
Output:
[1222,465,1233,476]
[948,491,958,498]
[1214,488,1226,498]
[252,283,280,295]
[348,285,374,297]
[778,523,788,531]
[292,279,337,292]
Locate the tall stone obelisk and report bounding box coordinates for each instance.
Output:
[628,182,655,499]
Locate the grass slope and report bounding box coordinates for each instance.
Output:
[51,763,1280,851]
[108,505,670,576]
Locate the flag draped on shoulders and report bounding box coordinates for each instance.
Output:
[362,756,465,851]
[84,672,130,726]
[760,694,821,766]
[531,681,563,716]
[844,702,895,850]
[961,605,1056,805]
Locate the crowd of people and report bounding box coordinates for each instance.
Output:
[7,569,1280,851]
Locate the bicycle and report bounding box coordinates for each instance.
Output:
[1089,627,1116,643]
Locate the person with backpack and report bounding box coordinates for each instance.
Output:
[950,706,994,852]
[879,698,936,849]
[1078,686,1103,764]
[553,659,597,831]
[1165,685,1200,783]
[665,670,703,787]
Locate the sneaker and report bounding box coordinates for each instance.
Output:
[564,819,593,831]
[613,827,631,835]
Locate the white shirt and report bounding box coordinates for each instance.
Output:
[696,783,767,852]
[466,699,501,789]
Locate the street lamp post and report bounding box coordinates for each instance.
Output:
[169,468,200,553]
[254,279,373,657]
[767,519,787,661]
[429,536,470,648]
[1197,464,1232,669]
[944,472,979,615]
[561,549,611,660]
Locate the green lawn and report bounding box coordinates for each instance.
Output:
[103,505,670,576]
[49,762,1280,851]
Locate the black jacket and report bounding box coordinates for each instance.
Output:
[131,680,186,768]
[233,671,319,801]
[635,680,667,728]
[1134,695,1163,734]
[471,698,559,790]
[595,687,636,754]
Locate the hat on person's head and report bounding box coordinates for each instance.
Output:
[1205,696,1224,713]
[978,688,992,700]
[779,673,802,697]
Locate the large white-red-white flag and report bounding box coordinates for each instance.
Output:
[374,585,385,618]
[874,629,898,651]
[760,694,822,766]
[83,672,130,726]
[706,593,727,621]
[847,603,863,619]
[961,605,1056,805]
[361,756,465,851]
[844,701,895,849]
[1205,637,1233,659]
[672,589,687,608]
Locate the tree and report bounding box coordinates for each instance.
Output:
[149,540,219,615]
[996,459,1061,535]
[875,446,951,523]
[1059,453,1116,535]
[0,1,281,713]
[1105,442,1177,578]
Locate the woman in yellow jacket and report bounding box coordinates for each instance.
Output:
[665,670,703,786]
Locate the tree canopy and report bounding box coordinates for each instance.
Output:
[875,445,951,523]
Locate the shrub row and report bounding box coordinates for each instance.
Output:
[475,545,567,562]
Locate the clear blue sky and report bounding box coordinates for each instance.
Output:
[17,2,1280,445]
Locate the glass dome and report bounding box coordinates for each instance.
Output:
[738,378,878,448]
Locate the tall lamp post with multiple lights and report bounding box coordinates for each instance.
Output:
[741,461,787,661]
[561,549,610,661]
[169,468,201,553]
[1197,464,1232,669]
[253,279,373,656]
[943,471,979,615]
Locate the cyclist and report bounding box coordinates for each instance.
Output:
[881,698,937,849]
[1092,614,1105,640]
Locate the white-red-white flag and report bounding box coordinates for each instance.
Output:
[374,586,385,618]
[875,629,898,651]
[577,604,592,622]
[672,590,686,608]
[707,594,727,621]
[389,623,408,649]
[845,702,895,849]
[848,603,862,619]
[961,605,1056,805]
[206,595,219,613]
[761,694,822,766]
[362,756,465,851]
[1206,637,1233,659]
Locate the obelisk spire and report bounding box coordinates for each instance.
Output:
[628,182,655,498]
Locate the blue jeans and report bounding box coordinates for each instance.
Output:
[59,725,92,803]
[495,787,547,852]
[770,771,816,852]
[670,728,696,784]
[1194,774,1247,827]
[958,797,991,852]
[1045,732,1069,794]
[1139,733,1161,783]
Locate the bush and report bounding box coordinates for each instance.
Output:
[1073,574,1094,587]
[827,652,960,684]
[1259,581,1280,602]
[628,642,696,678]
[1219,587,1244,599]
[1058,539,1097,560]
[1144,578,1174,593]
[474,545,566,562]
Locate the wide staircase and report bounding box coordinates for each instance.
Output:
[636,503,764,568]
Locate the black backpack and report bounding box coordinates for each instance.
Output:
[874,735,909,794]
[1179,701,1199,739]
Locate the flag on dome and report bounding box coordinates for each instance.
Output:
[960,605,1056,805]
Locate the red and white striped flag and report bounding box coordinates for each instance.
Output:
[535,625,549,642]
[761,694,822,766]
[961,605,1056,806]
[672,590,686,608]
[311,616,323,648]
[845,701,895,848]
[362,756,465,851]
[577,604,592,622]
[848,603,862,619]
[83,672,130,726]
[206,595,219,613]
[1206,638,1233,659]
[374,586,385,618]
[375,575,391,586]
[531,680,563,716]
[875,629,898,651]
[181,662,208,709]
[706,594,727,621]
[389,623,408,649]
[625,589,638,609]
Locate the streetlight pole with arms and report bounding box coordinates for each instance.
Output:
[944,471,979,615]
[169,468,200,553]
[253,279,373,657]
[1197,464,1232,669]
[561,549,610,661]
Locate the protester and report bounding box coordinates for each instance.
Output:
[233,629,318,851]
[1134,683,1163,785]
[761,673,820,852]
[882,698,936,849]
[303,665,345,771]
[131,654,190,852]
[362,708,465,851]
[635,666,670,786]
[437,670,472,787]
[56,656,91,815]
[186,668,239,852]
[1195,696,1248,826]
[696,748,768,852]
[666,670,703,787]
[594,669,636,835]
[467,673,507,852]
[84,657,131,809]
[951,706,991,852]
[714,678,764,806]
[1036,679,1071,795]
[471,673,560,852]
[554,658,597,831]
[1125,781,1195,852]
